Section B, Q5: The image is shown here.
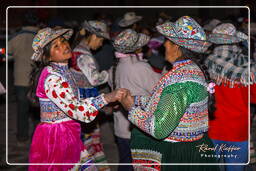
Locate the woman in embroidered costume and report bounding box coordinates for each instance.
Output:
[28,27,128,171]
[70,20,111,171]
[120,16,220,171]
[205,23,256,171]
[109,29,161,171]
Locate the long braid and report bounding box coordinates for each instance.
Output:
[192,57,216,120]
[179,47,216,120]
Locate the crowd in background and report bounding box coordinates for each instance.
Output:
[2,9,256,171]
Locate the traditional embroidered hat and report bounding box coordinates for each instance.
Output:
[156,16,211,53]
[208,23,248,44]
[31,27,73,61]
[113,29,150,54]
[118,12,142,27]
[82,20,110,39]
[205,45,255,87]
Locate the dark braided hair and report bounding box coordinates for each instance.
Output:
[179,46,216,120]
[28,42,52,106]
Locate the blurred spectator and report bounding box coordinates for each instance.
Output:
[109,29,161,171]
[70,20,111,171]
[8,11,39,146]
[205,23,255,171]
[118,12,142,32]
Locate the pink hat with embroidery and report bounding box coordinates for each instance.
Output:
[208,23,248,44]
[31,27,73,61]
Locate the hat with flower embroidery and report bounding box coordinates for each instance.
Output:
[113,29,150,54]
[118,12,142,27]
[208,23,248,44]
[82,20,110,39]
[156,16,211,53]
[31,27,73,61]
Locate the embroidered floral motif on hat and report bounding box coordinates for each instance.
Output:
[82,20,110,39]
[31,27,73,61]
[113,29,150,54]
[208,23,248,44]
[156,16,211,53]
[118,12,142,27]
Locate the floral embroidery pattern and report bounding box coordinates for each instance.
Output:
[43,66,108,123]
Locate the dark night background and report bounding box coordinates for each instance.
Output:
[0,0,255,29]
[1,0,256,170]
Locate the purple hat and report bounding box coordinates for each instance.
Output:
[208,23,248,44]
[113,29,150,54]
[31,27,73,61]
[156,16,211,53]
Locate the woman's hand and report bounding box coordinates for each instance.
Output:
[119,92,135,111]
[104,88,130,103]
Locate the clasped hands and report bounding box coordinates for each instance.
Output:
[104,88,134,111]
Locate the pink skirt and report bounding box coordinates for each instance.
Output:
[29,120,83,171]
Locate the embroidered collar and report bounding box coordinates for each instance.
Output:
[173,59,192,68]
[50,62,69,71]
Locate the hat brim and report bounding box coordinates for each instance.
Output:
[31,29,73,61]
[118,16,142,27]
[114,33,150,54]
[83,21,110,40]
[208,33,246,44]
[156,23,211,53]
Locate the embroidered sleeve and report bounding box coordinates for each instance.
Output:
[77,53,109,86]
[128,81,207,139]
[44,75,108,123]
[134,95,150,109]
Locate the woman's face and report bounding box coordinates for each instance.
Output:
[164,40,181,63]
[49,37,72,63]
[88,34,104,50]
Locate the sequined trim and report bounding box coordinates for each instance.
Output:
[129,60,209,142]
